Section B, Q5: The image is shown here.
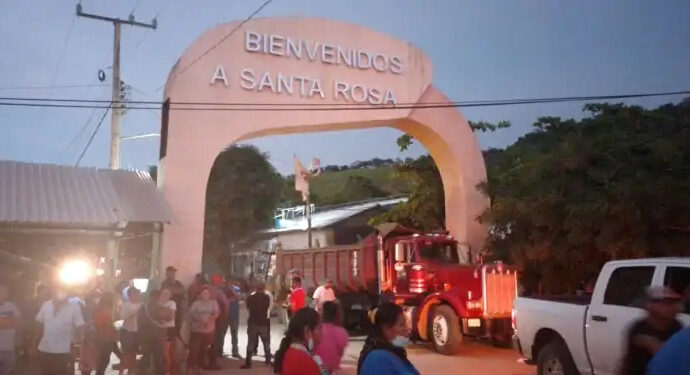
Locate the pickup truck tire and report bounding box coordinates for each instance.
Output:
[429,305,462,355]
[537,340,579,375]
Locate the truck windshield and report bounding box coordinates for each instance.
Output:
[418,241,459,264]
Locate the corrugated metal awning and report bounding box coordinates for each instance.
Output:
[0,160,171,228]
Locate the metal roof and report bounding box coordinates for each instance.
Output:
[262,196,408,234]
[0,160,171,227]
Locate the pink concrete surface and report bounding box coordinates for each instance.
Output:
[160,17,489,283]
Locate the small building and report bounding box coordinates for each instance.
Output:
[0,160,170,295]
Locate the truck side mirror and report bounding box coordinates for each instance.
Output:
[394,243,405,262]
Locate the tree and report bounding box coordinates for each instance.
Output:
[480,99,690,294]
[204,145,284,270]
[374,121,511,230]
[369,155,445,231]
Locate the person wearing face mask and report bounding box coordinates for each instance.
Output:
[34,286,85,375]
[273,307,327,375]
[357,302,419,375]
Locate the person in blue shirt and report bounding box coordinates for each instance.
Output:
[225,277,242,358]
[357,302,420,375]
[647,325,690,375]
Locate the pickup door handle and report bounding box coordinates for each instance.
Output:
[591,315,608,322]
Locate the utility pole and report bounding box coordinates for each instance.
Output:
[76,4,156,170]
[306,194,312,248]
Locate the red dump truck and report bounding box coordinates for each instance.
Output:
[274,223,518,354]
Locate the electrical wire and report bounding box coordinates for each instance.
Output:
[0,90,688,112]
[130,0,144,14]
[1,89,688,107]
[57,107,100,162]
[0,84,108,91]
[157,0,274,91]
[75,106,110,167]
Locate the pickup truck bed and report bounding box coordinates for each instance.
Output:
[513,296,591,370]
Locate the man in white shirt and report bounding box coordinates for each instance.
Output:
[312,279,336,313]
[35,286,85,375]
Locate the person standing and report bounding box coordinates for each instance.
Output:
[138,290,167,375]
[0,284,21,375]
[188,287,219,375]
[161,266,186,338]
[187,274,208,303]
[224,278,242,359]
[240,282,271,369]
[118,288,142,375]
[312,280,336,314]
[620,286,683,375]
[288,277,306,318]
[35,286,85,375]
[357,302,420,375]
[314,301,348,374]
[209,275,229,366]
[92,293,118,375]
[158,288,177,374]
[273,308,326,375]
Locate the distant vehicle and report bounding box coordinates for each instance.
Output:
[273,223,518,354]
[512,258,690,375]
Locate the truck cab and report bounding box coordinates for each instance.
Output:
[377,228,517,354]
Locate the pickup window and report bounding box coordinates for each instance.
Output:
[664,266,690,314]
[603,266,654,308]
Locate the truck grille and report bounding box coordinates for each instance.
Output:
[483,268,517,318]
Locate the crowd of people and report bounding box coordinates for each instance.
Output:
[2,263,690,375]
[0,264,428,375]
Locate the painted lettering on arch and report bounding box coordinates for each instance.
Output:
[209,30,402,105]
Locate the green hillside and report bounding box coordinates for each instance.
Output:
[295,166,410,206]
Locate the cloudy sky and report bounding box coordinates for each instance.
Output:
[1,0,688,173]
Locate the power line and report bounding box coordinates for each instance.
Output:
[75,106,110,167]
[157,0,273,91]
[0,90,688,111]
[2,89,688,107]
[129,0,171,60]
[58,107,99,162]
[0,84,108,91]
[130,0,144,14]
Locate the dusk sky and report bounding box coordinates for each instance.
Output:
[1,0,688,174]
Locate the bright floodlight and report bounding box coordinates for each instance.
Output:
[132,278,150,293]
[58,259,93,286]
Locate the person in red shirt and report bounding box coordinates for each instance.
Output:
[273,308,325,375]
[288,277,306,317]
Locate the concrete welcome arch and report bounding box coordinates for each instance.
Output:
[159,17,488,282]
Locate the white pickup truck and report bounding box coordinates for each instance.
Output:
[512,258,690,375]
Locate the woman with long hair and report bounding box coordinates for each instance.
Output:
[357,302,419,375]
[273,307,326,375]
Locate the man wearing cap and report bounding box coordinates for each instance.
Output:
[161,266,186,337]
[620,286,683,375]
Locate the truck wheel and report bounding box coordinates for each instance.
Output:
[537,341,578,375]
[429,305,462,355]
